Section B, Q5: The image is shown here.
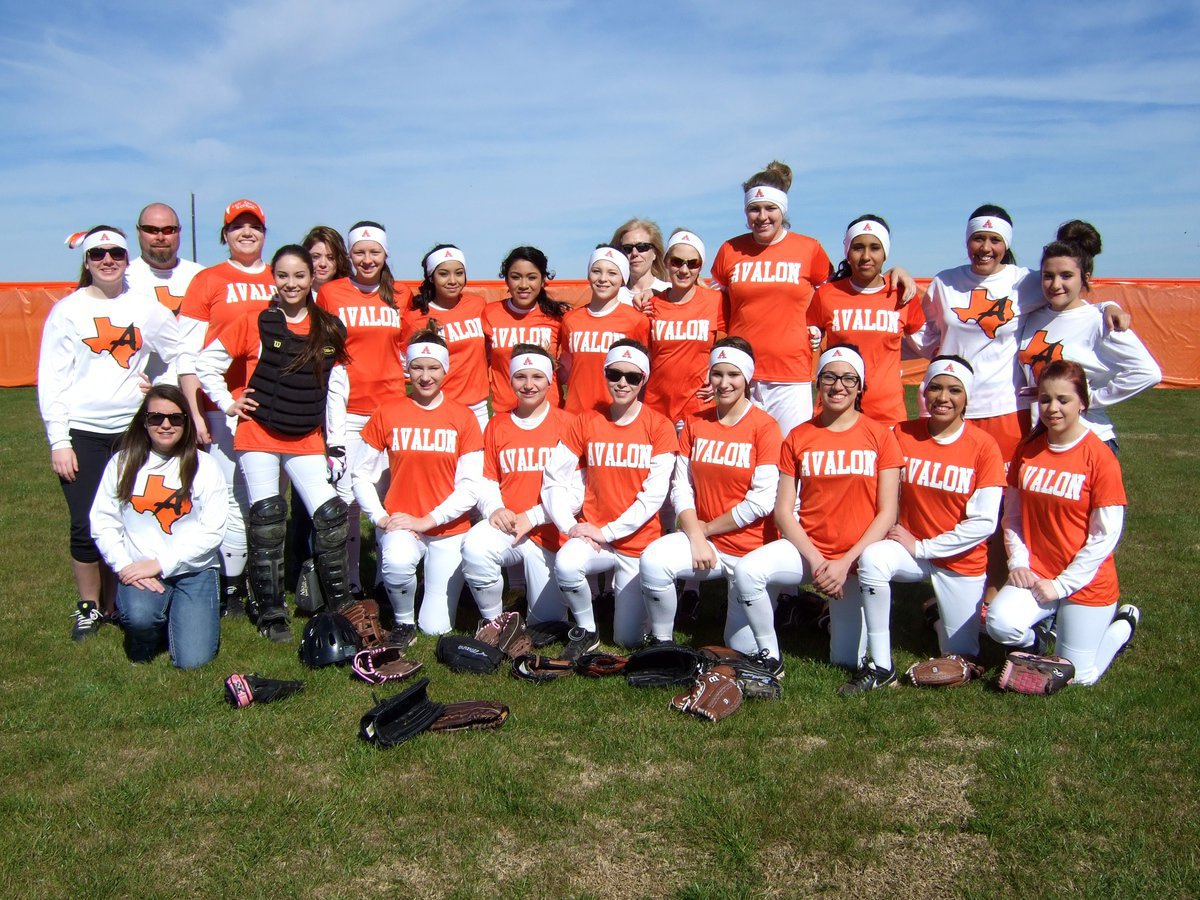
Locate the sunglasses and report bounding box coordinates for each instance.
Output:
[138,224,181,236]
[620,242,654,254]
[667,256,701,270]
[86,247,128,262]
[817,372,861,388]
[145,412,187,427]
[604,367,645,386]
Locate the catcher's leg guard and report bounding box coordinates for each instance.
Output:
[312,497,351,611]
[248,496,287,619]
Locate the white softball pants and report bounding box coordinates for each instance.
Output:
[461,520,564,625]
[752,380,813,438]
[377,529,466,635]
[554,538,644,647]
[986,586,1130,686]
[205,412,248,577]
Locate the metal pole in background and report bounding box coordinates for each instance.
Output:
[190,193,197,262]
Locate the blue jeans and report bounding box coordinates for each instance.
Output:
[117,568,220,669]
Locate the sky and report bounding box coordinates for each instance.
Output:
[1,0,1198,282]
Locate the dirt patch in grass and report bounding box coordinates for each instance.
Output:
[833,754,979,829]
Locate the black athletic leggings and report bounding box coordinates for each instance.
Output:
[59,429,122,563]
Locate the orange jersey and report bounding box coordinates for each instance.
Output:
[401,294,489,405]
[484,407,576,551]
[710,232,833,383]
[360,396,484,537]
[563,406,678,555]
[560,303,652,415]
[1009,430,1125,606]
[680,404,782,557]
[894,420,1006,576]
[210,314,326,456]
[316,278,408,415]
[180,261,275,411]
[779,414,903,559]
[482,299,563,413]
[646,286,724,423]
[808,277,925,426]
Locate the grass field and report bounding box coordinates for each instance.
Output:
[1,386,1197,899]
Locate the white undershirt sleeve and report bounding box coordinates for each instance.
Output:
[1052,506,1124,600]
[600,452,674,543]
[669,455,695,516]
[194,338,236,415]
[542,442,583,534]
[1001,486,1031,570]
[731,464,780,528]
[915,485,1002,561]
[350,443,390,525]
[325,365,349,447]
[429,451,483,526]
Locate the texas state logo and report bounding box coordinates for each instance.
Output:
[1019,330,1064,379]
[83,318,142,368]
[952,288,1014,339]
[130,475,192,533]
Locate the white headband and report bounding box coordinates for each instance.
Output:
[425,246,466,276]
[509,352,555,380]
[69,230,128,253]
[405,342,450,372]
[744,186,788,215]
[665,231,706,267]
[604,344,650,376]
[588,247,630,284]
[709,346,754,383]
[843,220,891,260]
[348,225,388,254]
[923,358,974,397]
[966,215,1013,250]
[818,346,865,385]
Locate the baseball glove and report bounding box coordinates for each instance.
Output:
[352,646,423,685]
[338,597,387,649]
[671,669,743,722]
[906,655,985,688]
[224,672,304,708]
[359,678,445,748]
[436,636,505,674]
[710,661,782,701]
[624,644,706,688]
[429,700,510,732]
[997,652,1075,695]
[575,652,628,677]
[510,654,575,682]
[475,611,534,659]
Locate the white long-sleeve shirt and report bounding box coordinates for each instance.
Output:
[90,450,227,577]
[38,285,186,448]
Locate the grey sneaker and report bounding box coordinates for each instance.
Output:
[386,622,418,650]
[71,601,103,641]
[561,627,599,663]
[838,659,898,697]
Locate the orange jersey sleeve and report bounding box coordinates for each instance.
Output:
[646,286,723,423]
[316,278,407,415]
[482,299,563,414]
[566,406,677,555]
[484,407,575,550]
[810,277,926,426]
[1010,431,1126,606]
[779,414,904,559]
[401,293,489,405]
[560,304,653,415]
[710,232,833,383]
[680,405,782,557]
[361,396,484,536]
[894,420,1006,575]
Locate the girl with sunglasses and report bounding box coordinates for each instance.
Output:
[402,244,490,432]
[645,230,724,429]
[176,199,275,615]
[195,245,351,642]
[350,332,484,641]
[40,226,187,640]
[808,215,926,426]
[610,218,669,301]
[483,246,570,415]
[560,247,651,415]
[90,385,227,667]
[544,339,678,655]
[319,222,410,599]
[734,344,904,688]
[640,337,782,645]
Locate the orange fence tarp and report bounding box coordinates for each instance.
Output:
[4,278,1196,389]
